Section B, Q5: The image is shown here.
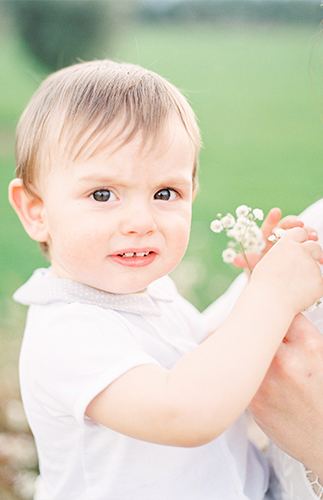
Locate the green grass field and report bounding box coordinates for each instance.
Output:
[2,21,323,314]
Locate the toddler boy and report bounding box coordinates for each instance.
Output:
[9,60,323,500]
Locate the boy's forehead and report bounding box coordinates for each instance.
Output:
[57,112,193,166]
[39,115,194,189]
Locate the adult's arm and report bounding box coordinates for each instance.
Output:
[222,200,323,498]
[249,313,323,478]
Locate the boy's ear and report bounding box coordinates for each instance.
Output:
[8,179,50,243]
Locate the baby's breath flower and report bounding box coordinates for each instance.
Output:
[236,216,249,226]
[257,240,266,252]
[210,205,266,273]
[227,224,243,240]
[246,239,258,250]
[236,205,251,218]
[221,213,235,229]
[253,209,264,221]
[222,248,236,263]
[210,220,223,233]
[268,227,286,244]
[273,227,286,238]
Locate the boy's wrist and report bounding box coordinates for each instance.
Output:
[246,279,298,323]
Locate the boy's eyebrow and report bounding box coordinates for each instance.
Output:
[75,173,116,184]
[75,173,193,186]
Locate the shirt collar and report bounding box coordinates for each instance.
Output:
[13,268,172,316]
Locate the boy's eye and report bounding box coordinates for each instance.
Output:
[91,190,116,202]
[154,188,177,201]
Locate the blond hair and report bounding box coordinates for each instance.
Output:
[15,59,201,192]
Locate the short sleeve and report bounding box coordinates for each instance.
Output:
[154,275,209,344]
[24,303,160,426]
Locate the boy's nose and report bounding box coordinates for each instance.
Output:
[120,203,157,236]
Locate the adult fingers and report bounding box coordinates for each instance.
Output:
[260,208,282,241]
[278,215,304,230]
[233,252,259,269]
[303,225,318,241]
[282,313,317,344]
[279,217,317,240]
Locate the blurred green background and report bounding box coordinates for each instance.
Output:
[1,1,323,496]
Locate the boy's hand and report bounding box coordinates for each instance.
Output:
[250,227,323,315]
[233,207,318,271]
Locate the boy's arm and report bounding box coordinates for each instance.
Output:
[86,229,323,447]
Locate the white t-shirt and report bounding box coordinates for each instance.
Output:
[14,270,269,500]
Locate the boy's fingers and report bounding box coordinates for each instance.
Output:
[304,241,323,261]
[282,229,323,263]
[282,226,309,243]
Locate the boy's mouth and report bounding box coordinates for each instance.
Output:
[110,249,158,267]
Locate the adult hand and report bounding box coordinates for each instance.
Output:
[233,207,317,270]
[249,313,323,479]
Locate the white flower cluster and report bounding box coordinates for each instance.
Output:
[210,205,266,270]
[268,227,286,243]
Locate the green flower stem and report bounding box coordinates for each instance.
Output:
[239,243,252,274]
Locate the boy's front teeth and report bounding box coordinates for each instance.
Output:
[122,252,148,258]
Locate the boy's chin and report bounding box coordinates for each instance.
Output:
[50,264,152,294]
